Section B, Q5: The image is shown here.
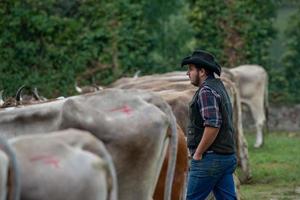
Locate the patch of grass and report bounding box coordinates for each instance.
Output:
[239,131,300,199]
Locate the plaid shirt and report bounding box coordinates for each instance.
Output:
[197,77,222,128]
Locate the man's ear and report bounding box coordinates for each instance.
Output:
[199,68,206,76]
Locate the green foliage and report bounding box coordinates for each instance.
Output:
[0,0,112,97]
[0,0,194,98]
[187,0,276,68]
[187,0,294,104]
[2,0,296,104]
[145,3,196,74]
[275,0,300,7]
[281,6,300,103]
[267,66,290,103]
[187,1,227,64]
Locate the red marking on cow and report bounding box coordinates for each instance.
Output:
[109,105,133,116]
[30,155,60,168]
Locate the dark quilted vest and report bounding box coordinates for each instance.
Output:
[187,78,235,155]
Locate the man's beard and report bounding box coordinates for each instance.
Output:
[191,72,200,87]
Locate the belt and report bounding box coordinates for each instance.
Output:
[189,149,235,157]
[204,150,235,155]
[189,150,214,157]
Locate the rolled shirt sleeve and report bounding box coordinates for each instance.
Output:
[197,86,222,128]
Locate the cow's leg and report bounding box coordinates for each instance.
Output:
[254,121,264,148]
[247,100,265,148]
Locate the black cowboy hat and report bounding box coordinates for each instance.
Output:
[181,50,221,76]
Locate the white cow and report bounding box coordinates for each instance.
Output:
[9,129,117,200]
[0,89,178,200]
[223,65,268,148]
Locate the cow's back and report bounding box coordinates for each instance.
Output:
[230,65,267,101]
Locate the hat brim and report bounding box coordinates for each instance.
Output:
[181,56,221,76]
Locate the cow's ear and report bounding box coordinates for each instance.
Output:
[60,99,81,129]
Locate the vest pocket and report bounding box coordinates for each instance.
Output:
[187,127,196,148]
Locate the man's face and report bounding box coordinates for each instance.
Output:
[186,64,200,86]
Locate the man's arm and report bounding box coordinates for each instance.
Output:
[193,126,219,160]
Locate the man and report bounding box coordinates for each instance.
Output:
[181,50,237,200]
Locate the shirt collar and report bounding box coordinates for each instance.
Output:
[200,74,215,88]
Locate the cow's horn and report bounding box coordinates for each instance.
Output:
[0,90,4,106]
[15,85,26,102]
[74,82,82,93]
[133,70,141,78]
[32,87,41,101]
[92,84,101,91]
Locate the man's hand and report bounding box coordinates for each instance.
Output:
[193,153,202,161]
[192,126,219,161]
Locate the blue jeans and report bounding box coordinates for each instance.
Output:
[186,153,237,200]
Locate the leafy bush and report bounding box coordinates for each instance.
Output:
[281,6,300,103]
[0,0,194,98]
[187,0,276,68]
[0,0,153,97]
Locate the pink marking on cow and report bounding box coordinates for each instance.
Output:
[109,105,133,116]
[30,155,60,168]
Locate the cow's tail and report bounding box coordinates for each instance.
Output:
[96,143,118,200]
[264,72,269,133]
[0,137,21,200]
[164,106,178,200]
[181,172,188,200]
[83,136,118,200]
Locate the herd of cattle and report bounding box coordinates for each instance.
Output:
[0,65,268,200]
